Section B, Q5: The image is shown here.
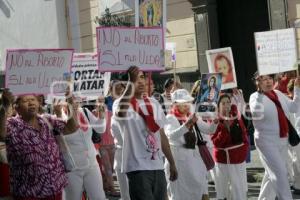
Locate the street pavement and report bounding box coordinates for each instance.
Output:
[107,149,300,200]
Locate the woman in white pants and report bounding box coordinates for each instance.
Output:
[164,89,218,200]
[287,79,300,194]
[249,73,300,200]
[111,115,130,200]
[212,94,249,200]
[57,97,107,200]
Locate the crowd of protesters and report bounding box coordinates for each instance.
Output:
[1,66,300,200]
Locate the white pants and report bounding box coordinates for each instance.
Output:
[215,162,247,200]
[64,165,106,200]
[291,144,300,188]
[114,148,130,200]
[256,139,293,200]
[115,168,130,200]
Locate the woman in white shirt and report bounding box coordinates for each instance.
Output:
[249,73,300,200]
[164,89,218,200]
[56,97,107,200]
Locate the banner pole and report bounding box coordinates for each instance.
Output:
[135,0,139,27]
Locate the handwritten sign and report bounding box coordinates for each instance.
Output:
[72,53,111,99]
[96,27,165,72]
[255,28,297,76]
[5,49,73,95]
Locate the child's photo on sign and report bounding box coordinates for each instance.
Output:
[196,73,222,113]
[206,47,237,90]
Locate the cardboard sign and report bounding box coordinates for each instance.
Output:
[195,73,222,114]
[71,53,111,99]
[96,27,165,72]
[206,47,237,90]
[254,28,297,76]
[5,49,73,95]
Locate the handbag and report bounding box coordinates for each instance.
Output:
[42,117,76,172]
[287,119,300,146]
[194,124,215,170]
[265,93,300,147]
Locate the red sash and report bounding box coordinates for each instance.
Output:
[264,90,288,138]
[130,97,160,133]
[130,97,160,160]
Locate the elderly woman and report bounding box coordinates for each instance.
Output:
[249,73,300,200]
[0,90,78,200]
[212,94,249,200]
[164,89,218,200]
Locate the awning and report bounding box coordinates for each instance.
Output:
[160,67,199,75]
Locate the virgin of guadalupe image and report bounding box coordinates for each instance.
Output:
[199,75,220,103]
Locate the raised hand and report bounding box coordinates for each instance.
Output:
[127,66,140,83]
[1,89,14,110]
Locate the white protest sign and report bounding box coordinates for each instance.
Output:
[5,49,73,95]
[254,28,297,76]
[96,27,165,72]
[72,53,111,99]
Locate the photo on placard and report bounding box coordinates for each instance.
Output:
[206,47,237,90]
[195,73,222,113]
[139,0,163,27]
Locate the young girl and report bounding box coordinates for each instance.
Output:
[211,94,249,200]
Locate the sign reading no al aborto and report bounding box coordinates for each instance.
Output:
[96,27,165,72]
[5,49,73,95]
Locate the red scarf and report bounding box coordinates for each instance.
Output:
[170,105,191,124]
[130,97,160,160]
[78,111,88,132]
[130,97,160,133]
[264,90,288,138]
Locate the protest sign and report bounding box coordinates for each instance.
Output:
[5,49,73,95]
[195,73,222,114]
[254,28,297,76]
[206,47,237,90]
[96,27,165,72]
[71,53,111,100]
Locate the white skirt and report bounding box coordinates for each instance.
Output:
[165,146,208,200]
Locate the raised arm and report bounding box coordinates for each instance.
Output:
[196,118,218,135]
[62,92,79,135]
[0,89,14,140]
[116,66,139,118]
[87,108,106,134]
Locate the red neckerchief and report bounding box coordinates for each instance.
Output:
[130,97,160,160]
[264,90,288,138]
[130,97,160,133]
[78,111,88,132]
[170,105,191,124]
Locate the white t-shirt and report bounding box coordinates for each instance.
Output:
[113,97,167,173]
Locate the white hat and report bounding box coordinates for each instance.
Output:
[171,89,194,103]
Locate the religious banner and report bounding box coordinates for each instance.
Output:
[206,47,237,90]
[96,26,165,72]
[139,0,163,27]
[195,73,222,114]
[5,49,73,95]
